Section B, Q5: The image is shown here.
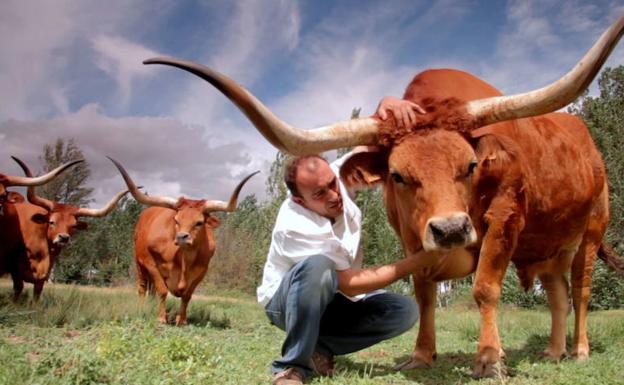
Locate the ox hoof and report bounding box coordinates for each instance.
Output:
[158,317,168,325]
[472,360,507,379]
[393,356,433,371]
[175,316,188,327]
[572,349,589,362]
[541,348,567,361]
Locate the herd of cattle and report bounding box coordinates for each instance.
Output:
[1,13,624,379]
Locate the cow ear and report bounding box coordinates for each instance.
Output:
[7,191,25,203]
[205,215,221,228]
[76,221,89,230]
[31,213,49,225]
[340,151,389,191]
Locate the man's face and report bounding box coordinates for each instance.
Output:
[292,158,343,220]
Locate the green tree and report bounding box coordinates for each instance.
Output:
[38,138,93,206]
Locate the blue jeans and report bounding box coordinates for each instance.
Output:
[265,255,419,378]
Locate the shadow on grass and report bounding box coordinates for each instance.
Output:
[338,332,604,385]
[163,301,231,329]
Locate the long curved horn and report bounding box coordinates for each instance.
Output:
[466,14,624,127]
[203,171,259,213]
[107,157,178,209]
[75,189,131,217]
[143,58,380,155]
[11,156,82,211]
[6,156,83,187]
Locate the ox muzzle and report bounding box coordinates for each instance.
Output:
[423,212,477,251]
[175,232,193,247]
[53,233,71,246]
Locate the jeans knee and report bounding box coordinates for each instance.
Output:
[293,255,337,298]
[390,296,419,333]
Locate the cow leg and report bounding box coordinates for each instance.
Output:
[11,271,24,301]
[396,279,437,370]
[176,295,191,326]
[570,237,600,361]
[136,262,150,301]
[538,272,569,360]
[472,204,522,378]
[33,281,44,302]
[140,261,170,324]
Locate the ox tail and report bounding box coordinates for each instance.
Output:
[597,242,624,276]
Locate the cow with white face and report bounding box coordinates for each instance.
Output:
[142,14,624,377]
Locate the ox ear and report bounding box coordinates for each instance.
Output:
[31,213,49,225]
[205,215,221,228]
[76,221,89,230]
[340,151,389,190]
[7,191,25,204]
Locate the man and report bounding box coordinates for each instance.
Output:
[257,97,426,385]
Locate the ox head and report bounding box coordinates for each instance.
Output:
[142,15,623,253]
[11,157,131,249]
[108,157,258,247]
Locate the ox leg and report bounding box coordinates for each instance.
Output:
[140,261,170,324]
[136,262,150,301]
[396,279,437,370]
[33,281,44,302]
[11,271,24,302]
[176,295,191,326]
[570,237,600,361]
[539,272,569,360]
[472,209,521,378]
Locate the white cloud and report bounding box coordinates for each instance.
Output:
[91,35,161,107]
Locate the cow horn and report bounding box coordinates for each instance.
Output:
[10,156,83,211]
[7,156,83,187]
[203,171,259,213]
[75,189,131,217]
[466,14,624,127]
[107,157,179,209]
[143,57,380,155]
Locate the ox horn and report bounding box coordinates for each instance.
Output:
[7,156,83,188]
[75,189,132,217]
[107,157,179,209]
[11,156,84,211]
[466,14,624,127]
[202,171,259,213]
[143,58,380,155]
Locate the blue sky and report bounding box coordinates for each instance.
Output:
[1,0,623,206]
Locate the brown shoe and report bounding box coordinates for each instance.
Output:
[272,368,304,385]
[311,351,335,377]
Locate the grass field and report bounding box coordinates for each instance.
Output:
[0,280,623,385]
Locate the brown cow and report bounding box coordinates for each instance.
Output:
[108,157,257,325]
[12,157,131,257]
[142,15,624,376]
[0,160,82,274]
[6,157,131,299]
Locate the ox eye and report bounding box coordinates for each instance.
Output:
[466,161,478,177]
[49,220,56,226]
[391,172,405,185]
[195,221,203,227]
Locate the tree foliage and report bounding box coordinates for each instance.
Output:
[38,138,93,206]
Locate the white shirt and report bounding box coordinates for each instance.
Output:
[256,153,363,306]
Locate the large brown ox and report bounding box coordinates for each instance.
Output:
[0,161,81,275]
[7,157,131,299]
[143,15,624,376]
[108,157,257,325]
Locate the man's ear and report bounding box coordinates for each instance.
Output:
[340,151,389,191]
[76,221,89,230]
[291,195,305,206]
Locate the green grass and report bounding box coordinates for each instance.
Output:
[0,280,623,385]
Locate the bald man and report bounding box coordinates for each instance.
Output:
[258,97,425,385]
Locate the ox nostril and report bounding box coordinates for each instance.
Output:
[57,234,70,242]
[176,233,190,243]
[429,222,446,241]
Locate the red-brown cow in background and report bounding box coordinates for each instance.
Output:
[142,15,624,376]
[109,157,257,325]
[7,157,131,299]
[0,160,82,282]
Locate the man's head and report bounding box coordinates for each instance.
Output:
[284,155,343,220]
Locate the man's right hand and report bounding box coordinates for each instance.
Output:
[376,96,426,129]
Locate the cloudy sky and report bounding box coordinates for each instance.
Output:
[1,0,623,207]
